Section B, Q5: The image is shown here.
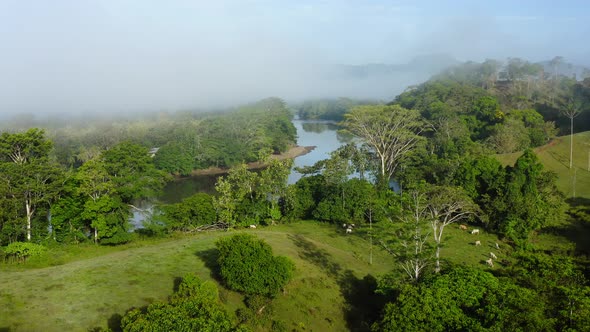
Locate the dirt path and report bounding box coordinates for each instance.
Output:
[189,145,316,176]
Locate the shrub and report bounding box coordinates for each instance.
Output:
[216,234,295,297]
[120,274,246,331]
[4,242,46,263]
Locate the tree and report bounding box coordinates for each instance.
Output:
[76,157,119,243]
[121,274,245,331]
[374,267,552,332]
[560,97,582,169]
[158,193,216,231]
[257,159,292,223]
[102,141,169,203]
[426,186,477,273]
[342,105,425,185]
[502,149,565,247]
[0,129,63,241]
[384,191,433,282]
[216,234,295,297]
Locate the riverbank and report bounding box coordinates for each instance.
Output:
[189,145,316,176]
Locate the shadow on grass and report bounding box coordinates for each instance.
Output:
[195,248,221,280]
[289,234,385,332]
[107,313,123,332]
[0,327,10,332]
[539,197,590,255]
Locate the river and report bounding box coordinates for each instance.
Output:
[130,119,348,227]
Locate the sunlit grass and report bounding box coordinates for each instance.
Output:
[0,218,578,331]
[495,131,590,199]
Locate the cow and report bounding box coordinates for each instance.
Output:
[495,242,500,250]
[471,229,480,235]
[346,228,352,234]
[485,258,494,267]
[459,224,468,230]
[249,224,257,229]
[475,240,481,246]
[490,252,497,259]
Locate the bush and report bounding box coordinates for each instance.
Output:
[120,274,246,331]
[216,234,295,297]
[3,242,46,263]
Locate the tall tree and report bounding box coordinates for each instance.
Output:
[0,129,62,241]
[342,105,425,185]
[560,98,582,169]
[426,186,477,273]
[76,157,118,243]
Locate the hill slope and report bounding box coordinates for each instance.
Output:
[495,131,590,199]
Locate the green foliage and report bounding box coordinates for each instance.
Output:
[0,128,64,242]
[153,141,194,175]
[0,128,53,163]
[501,150,566,246]
[49,190,87,244]
[3,242,46,263]
[342,104,425,184]
[216,234,294,297]
[374,267,552,332]
[507,252,590,331]
[296,98,374,121]
[102,141,169,203]
[453,151,566,246]
[81,195,131,244]
[158,193,216,231]
[120,274,245,332]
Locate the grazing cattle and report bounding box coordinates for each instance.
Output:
[346,228,352,234]
[249,224,257,229]
[459,224,468,230]
[343,223,348,229]
[471,229,480,235]
[475,240,481,246]
[495,242,500,250]
[350,224,356,228]
[490,252,497,259]
[485,258,494,267]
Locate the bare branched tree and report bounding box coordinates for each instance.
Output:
[426,186,478,273]
[561,98,582,169]
[342,105,425,184]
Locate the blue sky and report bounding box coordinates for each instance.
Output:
[0,0,589,112]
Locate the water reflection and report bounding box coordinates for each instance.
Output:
[155,119,347,205]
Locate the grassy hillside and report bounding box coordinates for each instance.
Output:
[496,131,590,199]
[0,221,508,331]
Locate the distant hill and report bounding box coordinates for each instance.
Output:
[319,54,461,101]
[332,53,460,80]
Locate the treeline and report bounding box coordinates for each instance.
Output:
[154,98,296,174]
[0,98,297,175]
[0,129,169,245]
[294,97,376,121]
[0,98,297,245]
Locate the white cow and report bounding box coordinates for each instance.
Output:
[249,224,257,229]
[475,240,481,246]
[346,228,352,234]
[495,242,500,250]
[471,229,480,235]
[485,258,494,267]
[490,252,497,259]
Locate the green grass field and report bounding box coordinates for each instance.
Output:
[495,131,590,199]
[0,221,509,332]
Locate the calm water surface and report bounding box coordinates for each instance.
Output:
[130,120,347,227]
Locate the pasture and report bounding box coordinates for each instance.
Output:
[0,221,508,331]
[496,131,590,199]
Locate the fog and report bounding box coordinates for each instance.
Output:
[0,1,589,115]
